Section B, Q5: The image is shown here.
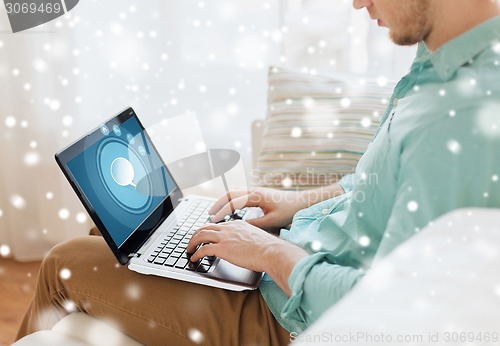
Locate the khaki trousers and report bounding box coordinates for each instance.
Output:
[16,236,290,345]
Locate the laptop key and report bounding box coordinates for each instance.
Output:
[164,257,177,267]
[201,258,212,266]
[175,258,188,268]
[154,257,166,265]
[195,264,210,273]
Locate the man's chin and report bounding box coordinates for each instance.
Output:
[389,31,421,46]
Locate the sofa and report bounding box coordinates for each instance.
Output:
[14,67,500,345]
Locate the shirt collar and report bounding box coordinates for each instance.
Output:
[424,16,500,81]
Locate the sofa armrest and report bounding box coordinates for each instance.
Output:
[291,208,500,345]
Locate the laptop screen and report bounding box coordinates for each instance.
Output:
[56,108,182,263]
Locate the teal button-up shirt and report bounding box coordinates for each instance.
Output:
[260,17,500,334]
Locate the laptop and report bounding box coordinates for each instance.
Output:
[55,107,263,291]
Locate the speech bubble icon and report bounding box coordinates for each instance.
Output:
[5,0,80,33]
[110,157,137,188]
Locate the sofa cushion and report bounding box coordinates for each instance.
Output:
[255,66,393,190]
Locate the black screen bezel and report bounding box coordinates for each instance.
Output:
[55,107,183,264]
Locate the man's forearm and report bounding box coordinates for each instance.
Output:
[299,182,346,208]
[261,240,309,296]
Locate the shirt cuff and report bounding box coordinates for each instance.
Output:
[280,252,334,323]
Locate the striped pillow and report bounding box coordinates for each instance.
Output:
[255,66,393,190]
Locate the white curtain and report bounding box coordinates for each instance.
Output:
[280,0,417,78]
[0,0,281,260]
[0,0,420,260]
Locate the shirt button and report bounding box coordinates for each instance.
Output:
[321,208,329,215]
[393,98,399,106]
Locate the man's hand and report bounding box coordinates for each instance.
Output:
[209,185,345,234]
[186,220,309,296]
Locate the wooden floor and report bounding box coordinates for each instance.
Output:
[0,259,41,346]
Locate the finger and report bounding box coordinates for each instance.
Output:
[191,222,224,241]
[246,215,273,230]
[186,230,221,254]
[190,243,218,262]
[208,187,251,215]
[211,194,262,223]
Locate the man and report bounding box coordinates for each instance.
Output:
[17,0,500,345]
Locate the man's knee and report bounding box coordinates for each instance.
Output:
[41,236,103,272]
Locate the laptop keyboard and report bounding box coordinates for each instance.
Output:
[147,199,216,273]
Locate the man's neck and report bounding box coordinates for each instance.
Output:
[424,1,500,52]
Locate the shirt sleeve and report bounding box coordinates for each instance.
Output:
[374,107,500,259]
[280,252,364,328]
[337,173,355,193]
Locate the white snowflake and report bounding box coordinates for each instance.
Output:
[302,97,315,108]
[281,177,293,188]
[63,300,77,312]
[5,116,16,128]
[310,240,322,252]
[340,97,351,108]
[407,201,419,212]
[188,328,204,344]
[476,103,500,138]
[49,99,61,111]
[59,268,71,280]
[62,115,73,127]
[58,208,70,220]
[377,76,388,87]
[359,236,370,247]
[76,212,87,224]
[10,194,26,209]
[0,244,11,257]
[226,103,239,115]
[290,127,302,138]
[446,139,462,154]
[125,283,142,300]
[23,152,40,166]
[33,59,47,72]
[492,42,500,54]
[360,117,372,128]
[195,142,206,153]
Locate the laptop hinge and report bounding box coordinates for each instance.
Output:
[128,253,141,258]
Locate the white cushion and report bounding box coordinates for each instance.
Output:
[255,66,393,190]
[13,313,143,346]
[292,208,500,345]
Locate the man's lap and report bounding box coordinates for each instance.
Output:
[35,236,289,345]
